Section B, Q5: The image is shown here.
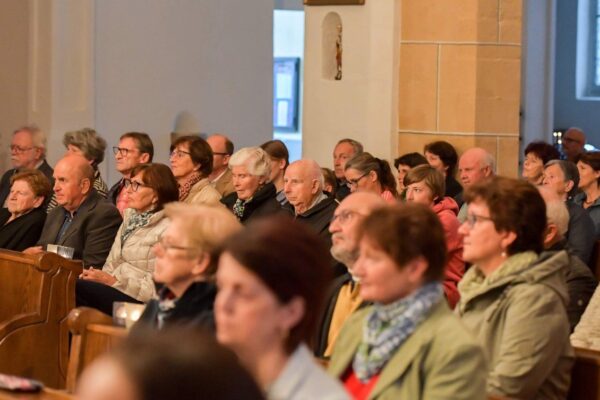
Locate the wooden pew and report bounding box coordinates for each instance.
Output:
[590,240,600,281]
[0,250,82,389]
[65,307,126,393]
[568,346,600,400]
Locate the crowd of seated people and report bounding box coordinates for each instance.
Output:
[1,122,600,399]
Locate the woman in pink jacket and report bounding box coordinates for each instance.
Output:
[404,164,465,308]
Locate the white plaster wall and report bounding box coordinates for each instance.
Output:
[303,0,399,169]
[95,0,273,185]
[521,0,555,152]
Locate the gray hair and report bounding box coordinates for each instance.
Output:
[63,128,107,167]
[546,199,569,236]
[336,138,363,155]
[482,152,496,174]
[14,125,47,157]
[544,159,579,197]
[228,147,271,179]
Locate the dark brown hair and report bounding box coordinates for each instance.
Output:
[172,135,213,177]
[394,152,428,169]
[10,169,52,200]
[463,177,546,255]
[121,132,154,161]
[524,141,561,165]
[130,163,179,211]
[424,141,458,176]
[260,139,289,168]
[112,328,264,400]
[578,152,600,184]
[345,152,398,197]
[219,215,331,353]
[321,167,338,196]
[358,204,447,283]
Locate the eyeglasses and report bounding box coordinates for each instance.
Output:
[113,147,138,157]
[123,178,148,192]
[156,235,198,253]
[347,172,369,188]
[170,149,191,159]
[331,210,362,225]
[463,213,494,228]
[9,145,34,154]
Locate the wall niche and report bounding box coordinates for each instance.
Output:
[321,12,343,80]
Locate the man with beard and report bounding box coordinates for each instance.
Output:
[313,192,385,359]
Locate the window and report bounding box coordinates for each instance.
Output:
[579,0,600,97]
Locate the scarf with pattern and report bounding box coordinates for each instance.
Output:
[353,282,443,382]
[178,172,203,201]
[120,210,154,244]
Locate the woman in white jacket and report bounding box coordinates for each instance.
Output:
[76,163,179,315]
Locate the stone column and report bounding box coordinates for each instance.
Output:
[397,0,522,176]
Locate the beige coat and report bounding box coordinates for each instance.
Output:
[329,301,487,400]
[103,208,169,302]
[184,178,223,206]
[457,251,574,399]
[213,168,235,197]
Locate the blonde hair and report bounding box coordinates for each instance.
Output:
[164,203,242,277]
[228,147,271,179]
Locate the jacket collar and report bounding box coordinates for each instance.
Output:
[58,189,100,244]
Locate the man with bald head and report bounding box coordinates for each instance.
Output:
[314,192,385,359]
[283,159,337,245]
[206,133,234,196]
[563,127,586,162]
[456,147,495,222]
[24,154,121,267]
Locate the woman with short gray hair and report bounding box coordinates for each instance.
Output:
[221,147,281,224]
[47,128,109,211]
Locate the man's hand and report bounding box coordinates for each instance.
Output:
[23,246,43,255]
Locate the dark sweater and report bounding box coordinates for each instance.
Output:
[221,182,282,224]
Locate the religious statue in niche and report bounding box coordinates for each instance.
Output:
[335,24,343,80]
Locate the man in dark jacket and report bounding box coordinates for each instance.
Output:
[313,192,385,359]
[283,159,338,247]
[24,154,121,267]
[540,186,597,331]
[0,125,54,208]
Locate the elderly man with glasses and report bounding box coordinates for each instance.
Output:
[313,191,385,360]
[0,125,54,208]
[107,132,154,215]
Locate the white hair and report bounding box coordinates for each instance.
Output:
[546,200,569,236]
[228,147,271,179]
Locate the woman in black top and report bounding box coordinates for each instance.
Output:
[424,140,463,203]
[0,169,51,251]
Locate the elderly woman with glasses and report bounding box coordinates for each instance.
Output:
[133,203,241,332]
[47,128,109,211]
[344,152,397,202]
[0,169,51,251]
[170,135,222,206]
[76,163,180,316]
[221,147,282,224]
[456,177,573,399]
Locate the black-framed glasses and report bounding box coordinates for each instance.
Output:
[464,213,494,228]
[170,149,191,159]
[9,145,34,154]
[123,178,148,192]
[347,172,369,188]
[113,146,138,157]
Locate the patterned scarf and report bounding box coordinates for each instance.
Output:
[120,210,154,244]
[353,282,443,382]
[232,198,247,220]
[178,172,203,201]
